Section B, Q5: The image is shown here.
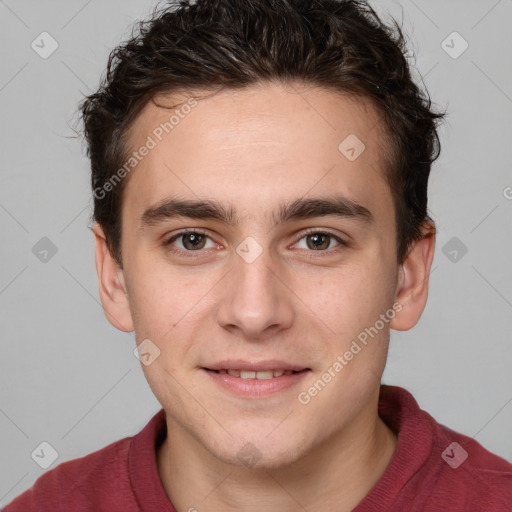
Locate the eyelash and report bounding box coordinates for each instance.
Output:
[163,228,348,258]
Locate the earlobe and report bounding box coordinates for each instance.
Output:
[92,222,134,332]
[390,222,436,331]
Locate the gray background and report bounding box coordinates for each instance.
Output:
[0,0,511,505]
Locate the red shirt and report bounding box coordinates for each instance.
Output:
[4,385,512,511]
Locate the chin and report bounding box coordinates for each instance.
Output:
[208,431,307,470]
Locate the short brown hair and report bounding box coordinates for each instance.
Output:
[80,0,445,266]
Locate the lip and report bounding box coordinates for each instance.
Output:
[204,359,309,372]
[202,367,311,398]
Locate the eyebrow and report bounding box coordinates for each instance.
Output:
[139,195,374,230]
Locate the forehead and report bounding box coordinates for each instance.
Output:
[122,82,393,227]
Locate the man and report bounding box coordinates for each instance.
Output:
[4,0,511,510]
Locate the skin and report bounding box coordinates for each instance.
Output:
[93,81,435,511]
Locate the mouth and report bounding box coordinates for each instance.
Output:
[204,368,309,379]
[201,365,311,398]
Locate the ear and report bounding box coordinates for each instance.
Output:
[92,222,134,332]
[390,221,436,331]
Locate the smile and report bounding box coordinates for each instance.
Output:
[203,368,310,398]
[211,369,301,379]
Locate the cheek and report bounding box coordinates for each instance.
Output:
[126,255,216,341]
[125,262,178,335]
[299,259,393,338]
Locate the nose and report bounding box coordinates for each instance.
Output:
[216,243,295,340]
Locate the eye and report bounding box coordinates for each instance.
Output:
[294,230,347,252]
[164,229,217,252]
[163,228,348,258]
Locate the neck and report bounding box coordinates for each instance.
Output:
[157,393,397,512]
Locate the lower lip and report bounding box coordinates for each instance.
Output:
[203,369,310,398]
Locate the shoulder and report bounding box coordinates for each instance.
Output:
[429,422,512,510]
[376,385,512,511]
[3,409,167,512]
[3,436,134,512]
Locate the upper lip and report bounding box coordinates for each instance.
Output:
[204,360,309,372]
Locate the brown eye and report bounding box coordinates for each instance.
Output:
[296,232,344,251]
[306,233,332,250]
[165,230,215,252]
[181,232,207,250]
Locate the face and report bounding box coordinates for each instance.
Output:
[95,81,432,469]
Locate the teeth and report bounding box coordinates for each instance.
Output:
[217,369,298,379]
[253,371,274,380]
